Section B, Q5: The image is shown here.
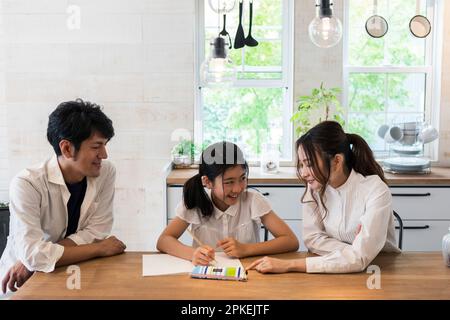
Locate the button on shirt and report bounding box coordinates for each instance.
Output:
[303,169,401,273]
[176,189,272,248]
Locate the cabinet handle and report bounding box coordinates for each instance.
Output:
[391,193,431,197]
[248,187,270,196]
[396,225,430,230]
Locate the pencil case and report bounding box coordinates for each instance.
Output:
[190,266,248,281]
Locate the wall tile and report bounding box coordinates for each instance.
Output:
[143,14,194,44]
[144,73,194,103]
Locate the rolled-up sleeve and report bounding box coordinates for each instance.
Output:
[10,177,64,273]
[67,164,115,245]
[306,185,392,273]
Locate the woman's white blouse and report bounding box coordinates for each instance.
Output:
[176,189,272,248]
[303,169,401,273]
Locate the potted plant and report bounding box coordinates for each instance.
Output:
[171,139,199,168]
[290,82,345,137]
[0,202,9,256]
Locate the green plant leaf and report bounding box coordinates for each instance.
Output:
[290,83,344,138]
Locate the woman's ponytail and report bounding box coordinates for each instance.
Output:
[347,133,386,184]
[183,173,214,217]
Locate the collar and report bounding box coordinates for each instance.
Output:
[46,154,96,188]
[205,189,238,220]
[47,155,67,186]
[329,169,360,193]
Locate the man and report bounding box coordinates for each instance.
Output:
[0,99,126,294]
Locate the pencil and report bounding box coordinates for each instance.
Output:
[186,228,217,265]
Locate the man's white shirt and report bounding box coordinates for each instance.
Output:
[0,155,116,283]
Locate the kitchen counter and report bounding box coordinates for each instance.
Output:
[167,166,450,186]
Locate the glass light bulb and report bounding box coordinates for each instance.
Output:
[200,37,236,86]
[208,0,236,13]
[308,15,342,48]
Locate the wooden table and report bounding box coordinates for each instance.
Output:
[11,252,450,300]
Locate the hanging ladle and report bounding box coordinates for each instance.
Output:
[219,13,232,49]
[234,0,245,49]
[244,0,258,47]
[409,0,431,38]
[365,0,388,38]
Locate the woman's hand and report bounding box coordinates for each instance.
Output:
[217,237,248,258]
[192,245,215,266]
[246,256,292,274]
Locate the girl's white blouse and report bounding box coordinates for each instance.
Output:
[176,189,272,248]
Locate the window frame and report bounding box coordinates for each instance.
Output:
[194,0,295,165]
[342,0,443,160]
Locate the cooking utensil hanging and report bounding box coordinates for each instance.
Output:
[409,0,431,38]
[234,0,246,49]
[365,0,388,38]
[219,13,232,49]
[244,0,258,47]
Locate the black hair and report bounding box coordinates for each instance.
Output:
[47,98,114,156]
[296,121,385,218]
[183,141,249,217]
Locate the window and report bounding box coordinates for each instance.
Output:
[196,0,293,162]
[344,0,442,158]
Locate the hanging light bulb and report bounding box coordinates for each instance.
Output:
[308,0,342,48]
[200,36,236,86]
[208,0,236,14]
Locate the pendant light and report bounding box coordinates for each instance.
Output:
[200,36,236,86]
[308,0,342,48]
[200,5,236,86]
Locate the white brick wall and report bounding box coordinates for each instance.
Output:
[294,0,343,113]
[0,0,448,251]
[438,1,450,165]
[0,2,7,204]
[0,0,196,251]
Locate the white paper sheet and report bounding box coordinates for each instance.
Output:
[213,252,244,268]
[142,252,243,276]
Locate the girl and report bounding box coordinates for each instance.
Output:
[157,141,299,265]
[249,121,400,274]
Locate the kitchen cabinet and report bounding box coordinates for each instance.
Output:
[166,167,450,252]
[391,186,450,251]
[0,207,9,256]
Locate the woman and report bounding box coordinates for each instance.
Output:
[248,121,400,274]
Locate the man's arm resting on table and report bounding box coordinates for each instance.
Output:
[55,236,126,267]
[2,236,126,293]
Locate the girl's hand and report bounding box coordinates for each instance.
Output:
[246,256,291,274]
[216,237,248,258]
[192,245,215,266]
